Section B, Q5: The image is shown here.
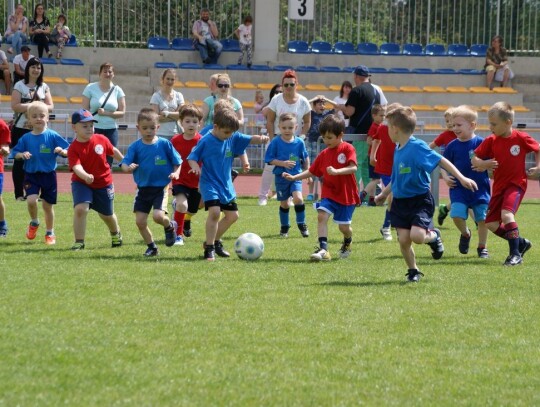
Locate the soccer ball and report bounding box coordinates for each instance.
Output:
[235,233,264,260]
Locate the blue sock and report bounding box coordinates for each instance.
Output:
[279,206,290,228]
[319,237,328,250]
[383,210,391,228]
[0,220,6,228]
[294,204,306,225]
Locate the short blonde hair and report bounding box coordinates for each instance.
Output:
[488,101,514,122]
[214,98,234,114]
[386,106,417,134]
[444,107,456,118]
[279,112,297,123]
[137,107,159,124]
[452,105,478,123]
[26,101,49,117]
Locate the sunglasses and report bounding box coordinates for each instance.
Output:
[283,83,296,88]
[217,83,230,88]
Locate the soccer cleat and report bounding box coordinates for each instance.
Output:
[26,222,39,240]
[0,227,7,238]
[519,238,532,258]
[310,247,331,261]
[71,242,85,251]
[338,242,351,259]
[280,226,289,238]
[45,234,56,245]
[437,204,449,226]
[174,235,184,246]
[111,232,123,248]
[503,254,522,266]
[367,200,377,207]
[427,228,444,260]
[214,240,230,257]
[459,231,471,254]
[165,221,177,247]
[298,223,309,238]
[477,247,489,258]
[203,243,215,261]
[406,269,424,282]
[380,227,392,241]
[144,247,159,257]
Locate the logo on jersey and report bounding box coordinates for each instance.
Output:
[337,153,346,164]
[398,162,411,174]
[510,145,520,156]
[95,144,104,155]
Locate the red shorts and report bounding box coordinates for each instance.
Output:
[485,185,524,223]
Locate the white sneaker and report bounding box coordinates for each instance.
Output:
[174,235,184,246]
[380,227,393,241]
[310,247,331,261]
[258,198,268,206]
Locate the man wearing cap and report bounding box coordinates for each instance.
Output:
[13,45,35,83]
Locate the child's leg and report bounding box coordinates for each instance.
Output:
[237,44,245,64]
[135,211,153,244]
[98,213,121,235]
[205,206,221,246]
[411,225,444,260]
[216,209,239,242]
[0,194,5,224]
[258,164,274,203]
[73,202,90,241]
[246,44,253,65]
[42,200,55,235]
[396,227,417,270]
[174,193,188,236]
[477,221,488,248]
[292,190,308,236]
[152,208,172,228]
[27,194,40,222]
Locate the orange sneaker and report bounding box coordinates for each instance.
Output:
[45,234,56,245]
[26,223,39,240]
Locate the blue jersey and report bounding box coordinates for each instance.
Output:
[443,136,491,206]
[391,137,442,198]
[122,137,181,187]
[265,136,308,177]
[199,124,213,137]
[188,131,251,203]
[11,128,69,173]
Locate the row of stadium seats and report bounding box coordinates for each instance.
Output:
[410,104,530,113]
[288,41,488,56]
[147,37,241,51]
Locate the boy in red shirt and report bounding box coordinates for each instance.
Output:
[170,104,203,245]
[68,109,124,250]
[0,119,11,237]
[283,114,360,261]
[472,102,540,266]
[359,104,385,206]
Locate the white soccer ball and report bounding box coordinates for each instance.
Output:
[235,233,264,260]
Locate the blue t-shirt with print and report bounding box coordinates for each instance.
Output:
[11,128,69,173]
[265,136,308,177]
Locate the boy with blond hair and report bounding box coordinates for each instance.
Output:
[375,106,478,282]
[472,102,540,266]
[444,106,491,258]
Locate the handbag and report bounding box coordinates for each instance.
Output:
[91,86,116,116]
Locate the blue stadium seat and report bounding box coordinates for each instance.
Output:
[155,62,177,69]
[287,40,310,53]
[249,64,271,71]
[448,44,469,56]
[320,66,342,72]
[334,41,356,54]
[273,65,294,71]
[147,36,170,50]
[470,43,488,56]
[434,68,457,74]
[171,38,194,50]
[402,43,423,55]
[221,38,241,52]
[411,68,434,74]
[367,67,388,73]
[203,63,225,70]
[311,41,332,54]
[458,68,484,75]
[388,67,410,73]
[60,58,84,65]
[226,64,249,71]
[379,42,401,55]
[179,62,202,69]
[295,65,319,72]
[357,42,379,55]
[425,43,447,56]
[40,57,57,65]
[65,34,77,47]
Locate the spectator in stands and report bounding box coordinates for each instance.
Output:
[5,4,28,55]
[50,14,71,59]
[82,62,126,166]
[253,90,266,131]
[192,8,223,65]
[333,80,352,127]
[0,49,12,95]
[10,57,54,200]
[262,84,282,114]
[29,3,52,58]
[13,46,35,83]
[150,68,185,139]
[235,15,253,68]
[485,35,514,90]
[201,73,244,128]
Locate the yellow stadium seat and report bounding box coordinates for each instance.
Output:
[64,77,89,85]
[43,76,63,84]
[411,104,434,112]
[305,84,329,91]
[173,81,184,88]
[296,84,305,91]
[469,86,492,93]
[424,123,445,131]
[380,85,399,92]
[513,105,531,112]
[234,82,257,90]
[476,124,491,131]
[52,96,69,104]
[493,87,518,94]
[185,81,207,88]
[242,101,255,109]
[446,86,469,93]
[70,96,83,104]
[423,86,446,93]
[480,105,492,112]
[434,105,452,112]
[0,95,11,102]
[257,83,275,90]
[400,86,423,93]
[329,84,342,91]
[192,100,204,107]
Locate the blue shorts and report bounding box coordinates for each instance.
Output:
[72,182,115,216]
[133,186,167,214]
[368,164,380,179]
[172,184,201,214]
[0,173,3,194]
[450,202,488,222]
[24,172,57,204]
[380,174,391,187]
[314,198,356,224]
[275,178,302,201]
[390,192,434,230]
[204,199,238,212]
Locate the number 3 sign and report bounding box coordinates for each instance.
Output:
[288,0,314,20]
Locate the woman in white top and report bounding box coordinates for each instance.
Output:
[150,69,185,139]
[5,4,29,55]
[333,80,352,127]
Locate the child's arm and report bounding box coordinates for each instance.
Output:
[249,135,269,145]
[375,182,392,206]
[370,139,381,166]
[239,153,250,173]
[72,164,94,184]
[15,151,31,160]
[527,150,540,177]
[169,165,181,180]
[112,147,124,163]
[282,169,314,182]
[270,158,295,170]
[471,154,498,172]
[188,159,201,175]
[54,146,68,157]
[326,161,357,176]
[0,144,9,157]
[439,157,478,191]
[121,162,139,173]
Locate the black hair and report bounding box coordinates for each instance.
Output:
[24,57,44,86]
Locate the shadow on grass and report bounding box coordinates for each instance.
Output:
[310,279,409,287]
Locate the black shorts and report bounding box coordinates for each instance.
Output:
[390,191,435,231]
[368,164,380,179]
[172,184,202,214]
[204,199,238,212]
[133,186,167,214]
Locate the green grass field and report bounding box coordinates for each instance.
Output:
[1,194,539,406]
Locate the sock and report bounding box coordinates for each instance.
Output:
[504,222,520,256]
[184,220,191,231]
[382,210,391,228]
[343,236,352,245]
[494,224,507,239]
[31,219,39,226]
[46,229,54,236]
[478,244,486,250]
[368,196,375,204]
[0,220,6,228]
[294,204,306,225]
[279,206,290,228]
[75,239,84,244]
[164,221,174,232]
[175,212,186,236]
[185,213,192,221]
[319,237,328,250]
[462,228,471,238]
[148,242,157,249]
[110,230,120,236]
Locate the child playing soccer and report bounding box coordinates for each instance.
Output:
[170,104,203,246]
[472,102,540,266]
[283,114,361,261]
[0,119,11,237]
[375,106,478,282]
[264,113,310,238]
[361,104,385,206]
[187,107,269,261]
[121,108,182,256]
[443,106,491,258]
[11,101,69,245]
[67,109,124,250]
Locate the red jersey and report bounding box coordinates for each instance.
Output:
[309,141,360,205]
[432,130,457,151]
[371,124,395,176]
[0,120,11,173]
[367,122,380,155]
[171,132,202,189]
[68,133,114,189]
[474,129,539,196]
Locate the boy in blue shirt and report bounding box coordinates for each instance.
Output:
[375,106,478,282]
[265,112,310,238]
[444,106,491,258]
[188,107,269,261]
[11,101,69,245]
[121,108,181,256]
